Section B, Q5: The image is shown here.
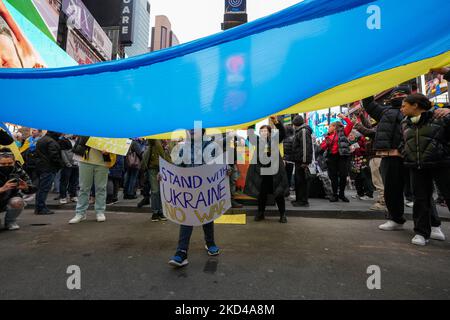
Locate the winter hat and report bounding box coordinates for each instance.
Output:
[390,85,411,98]
[293,115,305,126]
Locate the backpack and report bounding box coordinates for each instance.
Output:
[126,151,141,169]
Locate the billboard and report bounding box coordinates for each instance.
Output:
[120,0,134,45]
[225,0,246,13]
[66,29,101,65]
[31,0,60,40]
[62,0,94,41]
[1,0,75,68]
[425,72,448,99]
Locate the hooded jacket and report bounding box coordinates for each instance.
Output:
[401,110,450,168]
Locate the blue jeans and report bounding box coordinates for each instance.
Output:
[59,166,79,198]
[177,222,215,253]
[35,172,56,212]
[124,168,139,196]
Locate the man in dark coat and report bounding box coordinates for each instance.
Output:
[34,131,64,215]
[291,115,313,207]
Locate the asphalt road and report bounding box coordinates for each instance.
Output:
[1,209,450,300]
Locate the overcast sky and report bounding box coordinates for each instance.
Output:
[148,0,302,44]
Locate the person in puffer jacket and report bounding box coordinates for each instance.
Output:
[320,114,353,203]
[400,93,450,246]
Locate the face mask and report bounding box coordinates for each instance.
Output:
[391,97,404,108]
[0,166,14,177]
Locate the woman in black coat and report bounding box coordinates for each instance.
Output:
[244,116,289,223]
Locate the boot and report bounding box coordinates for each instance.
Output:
[279,214,287,223]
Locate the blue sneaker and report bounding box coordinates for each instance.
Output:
[205,245,220,256]
[168,251,189,268]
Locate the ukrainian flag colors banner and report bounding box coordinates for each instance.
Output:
[1,0,449,138]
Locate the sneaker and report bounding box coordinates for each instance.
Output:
[378,220,404,231]
[96,214,106,222]
[404,200,414,208]
[69,215,86,224]
[370,202,387,211]
[288,195,296,201]
[352,195,360,199]
[279,215,287,223]
[6,222,20,231]
[339,195,350,203]
[137,197,150,208]
[59,198,68,205]
[70,197,78,203]
[151,214,160,222]
[158,213,167,221]
[205,245,220,256]
[291,201,310,207]
[411,234,428,246]
[168,251,189,268]
[360,195,373,201]
[431,227,446,241]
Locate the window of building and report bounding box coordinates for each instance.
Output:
[160,26,167,49]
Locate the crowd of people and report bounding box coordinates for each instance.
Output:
[1,67,450,267]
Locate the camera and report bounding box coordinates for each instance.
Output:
[8,173,21,188]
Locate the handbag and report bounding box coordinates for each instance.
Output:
[126,151,141,169]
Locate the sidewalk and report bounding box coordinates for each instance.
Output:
[25,190,450,221]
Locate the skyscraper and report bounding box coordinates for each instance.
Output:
[125,0,151,57]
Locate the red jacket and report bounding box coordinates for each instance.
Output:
[321,118,354,155]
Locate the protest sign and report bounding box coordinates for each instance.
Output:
[86,137,132,156]
[159,157,231,226]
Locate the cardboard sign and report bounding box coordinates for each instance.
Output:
[159,158,231,226]
[86,137,132,156]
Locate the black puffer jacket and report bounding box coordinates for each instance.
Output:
[362,96,404,150]
[401,110,450,168]
[35,131,64,173]
[283,135,295,162]
[292,124,313,164]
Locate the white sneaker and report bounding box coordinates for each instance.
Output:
[404,200,414,208]
[96,214,106,222]
[70,197,78,203]
[59,198,68,204]
[6,222,20,231]
[69,215,86,224]
[431,227,446,241]
[23,194,35,202]
[411,235,428,246]
[288,195,296,201]
[378,220,404,231]
[360,196,373,201]
[352,195,359,199]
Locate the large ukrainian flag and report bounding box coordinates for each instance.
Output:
[1,0,449,137]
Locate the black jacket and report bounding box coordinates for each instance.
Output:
[283,135,294,162]
[35,132,64,173]
[0,163,37,208]
[401,111,450,169]
[362,96,404,150]
[292,124,313,164]
[244,122,289,198]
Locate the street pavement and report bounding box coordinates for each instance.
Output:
[1,208,450,300]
